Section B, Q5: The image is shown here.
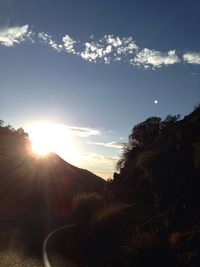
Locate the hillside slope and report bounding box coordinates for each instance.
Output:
[111,106,200,218]
[0,124,105,215]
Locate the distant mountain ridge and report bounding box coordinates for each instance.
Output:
[0,126,105,215]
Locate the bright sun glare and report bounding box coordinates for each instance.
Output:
[29,122,73,157]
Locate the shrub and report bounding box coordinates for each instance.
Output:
[73,192,105,223]
[193,141,200,170]
[169,227,200,267]
[87,203,131,267]
[125,227,175,267]
[128,228,160,253]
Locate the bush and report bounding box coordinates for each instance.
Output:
[128,228,160,253]
[169,227,200,267]
[125,227,175,267]
[73,192,105,223]
[87,203,131,267]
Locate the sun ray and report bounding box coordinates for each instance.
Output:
[27,122,74,157]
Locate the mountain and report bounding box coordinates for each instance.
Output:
[0,124,105,215]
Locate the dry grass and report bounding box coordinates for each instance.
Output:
[93,202,130,224]
[73,192,105,222]
[128,228,160,253]
[0,249,42,267]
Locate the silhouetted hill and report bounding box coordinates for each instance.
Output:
[0,153,105,215]
[0,122,105,215]
[67,107,200,267]
[111,106,200,219]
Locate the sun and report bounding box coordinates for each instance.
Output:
[31,130,52,156]
[28,121,73,157]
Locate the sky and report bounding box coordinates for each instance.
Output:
[0,0,200,178]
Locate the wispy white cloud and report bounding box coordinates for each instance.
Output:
[80,35,138,63]
[80,41,113,63]
[38,32,63,51]
[62,35,77,54]
[131,48,180,68]
[3,25,200,69]
[0,25,32,46]
[88,141,126,149]
[105,35,138,52]
[183,52,200,64]
[81,152,119,164]
[65,126,101,137]
[27,122,101,139]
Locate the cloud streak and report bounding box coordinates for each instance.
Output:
[2,24,200,69]
[65,126,101,137]
[27,122,101,140]
[62,35,77,54]
[0,25,32,46]
[183,52,200,64]
[131,49,180,68]
[82,152,119,164]
[80,35,138,64]
[38,32,63,51]
[88,141,126,149]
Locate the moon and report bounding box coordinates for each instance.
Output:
[154,100,158,104]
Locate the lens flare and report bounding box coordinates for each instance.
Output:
[28,122,73,157]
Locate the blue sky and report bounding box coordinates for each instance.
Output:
[1,0,200,178]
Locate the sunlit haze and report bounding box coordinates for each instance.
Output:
[28,121,77,158]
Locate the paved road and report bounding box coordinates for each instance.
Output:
[0,249,43,267]
[43,224,77,267]
[0,228,43,267]
[0,214,71,267]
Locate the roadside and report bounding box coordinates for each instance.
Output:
[43,224,79,267]
[0,214,72,267]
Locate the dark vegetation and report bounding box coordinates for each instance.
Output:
[0,120,104,216]
[0,106,200,266]
[67,106,200,267]
[0,120,104,262]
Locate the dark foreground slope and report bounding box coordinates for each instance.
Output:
[111,106,200,217]
[94,106,200,267]
[64,107,200,267]
[0,123,105,216]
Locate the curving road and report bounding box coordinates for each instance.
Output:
[43,224,77,267]
[0,214,71,267]
[0,228,43,267]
